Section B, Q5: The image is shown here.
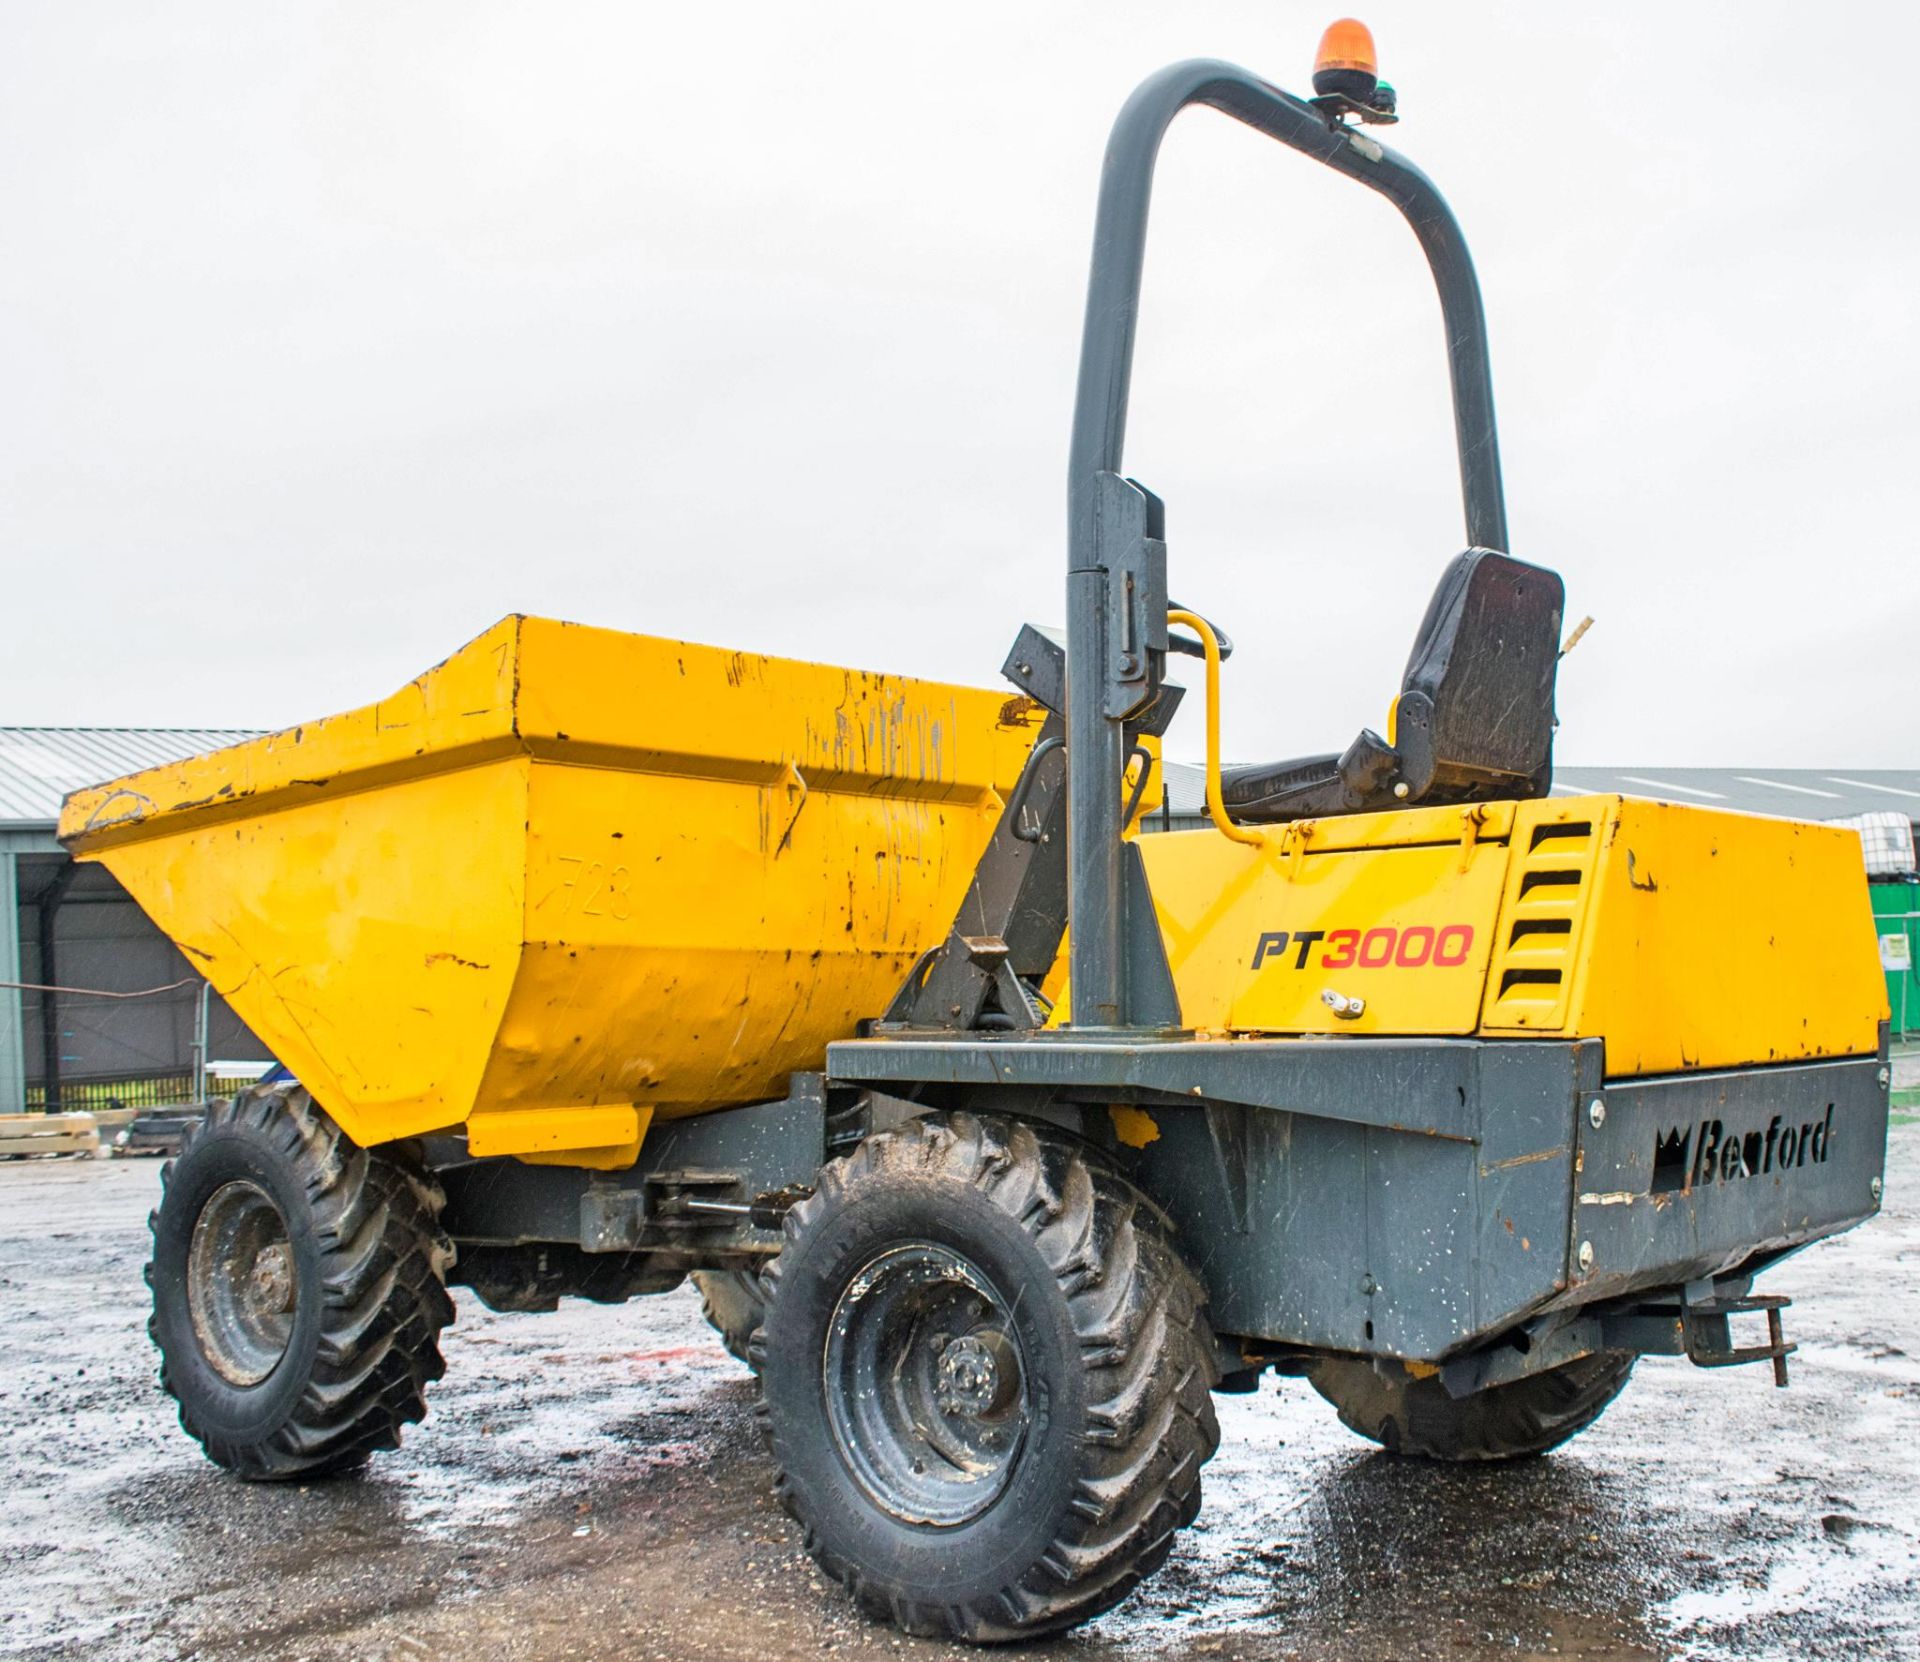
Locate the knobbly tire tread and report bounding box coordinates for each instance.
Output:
[147,1083,455,1480]
[1308,1351,1635,1461]
[752,1111,1220,1643]
[691,1268,767,1368]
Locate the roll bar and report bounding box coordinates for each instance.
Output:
[1065,58,1508,1028]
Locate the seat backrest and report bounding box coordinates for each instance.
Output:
[1393,549,1564,798]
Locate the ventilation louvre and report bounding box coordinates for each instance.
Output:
[1530,819,1592,851]
[1518,868,1582,899]
[1500,966,1563,996]
[1485,815,1598,1029]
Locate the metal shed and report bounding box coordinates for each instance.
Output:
[1,728,272,1113]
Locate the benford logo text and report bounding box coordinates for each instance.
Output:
[1650,1106,1835,1192]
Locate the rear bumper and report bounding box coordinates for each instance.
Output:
[1556,1048,1889,1310]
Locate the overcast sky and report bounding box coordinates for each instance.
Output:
[4,2,1916,767]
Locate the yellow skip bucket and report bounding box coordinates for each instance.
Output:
[60,617,1043,1164]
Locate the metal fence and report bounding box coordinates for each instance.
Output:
[24,1069,195,1111]
[1878,906,1920,1038]
[18,973,274,1112]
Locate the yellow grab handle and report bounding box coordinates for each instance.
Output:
[1166,609,1265,848]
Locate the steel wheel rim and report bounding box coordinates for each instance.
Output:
[823,1241,1031,1527]
[187,1180,297,1386]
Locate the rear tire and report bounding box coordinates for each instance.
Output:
[147,1084,455,1479]
[754,1111,1219,1642]
[1309,1352,1634,1461]
[691,1268,767,1368]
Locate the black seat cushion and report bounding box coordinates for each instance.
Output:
[1218,549,1563,826]
[1219,731,1397,820]
[1398,549,1562,795]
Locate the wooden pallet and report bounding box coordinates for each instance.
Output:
[0,1113,102,1158]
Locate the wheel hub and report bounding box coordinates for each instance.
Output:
[936,1330,1020,1420]
[187,1180,298,1387]
[824,1243,1032,1527]
[247,1243,295,1313]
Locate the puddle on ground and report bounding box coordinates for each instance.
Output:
[5,1145,1919,1660]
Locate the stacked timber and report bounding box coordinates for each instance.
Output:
[0,1113,102,1158]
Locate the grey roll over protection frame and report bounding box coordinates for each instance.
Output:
[1064,59,1509,1028]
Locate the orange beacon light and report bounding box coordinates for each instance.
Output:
[1312,18,1379,102]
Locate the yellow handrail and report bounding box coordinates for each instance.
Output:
[1166,610,1265,848]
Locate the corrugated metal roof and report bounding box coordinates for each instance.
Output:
[0,728,259,828]
[1161,761,1210,818]
[1157,761,1920,825]
[1549,768,1920,822]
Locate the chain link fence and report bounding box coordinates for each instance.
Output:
[14,972,273,1113]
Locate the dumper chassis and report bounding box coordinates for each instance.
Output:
[100,30,1890,1647]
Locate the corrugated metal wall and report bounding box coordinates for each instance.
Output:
[15,855,270,1101]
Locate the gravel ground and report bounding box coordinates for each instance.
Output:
[2,1120,1917,1662]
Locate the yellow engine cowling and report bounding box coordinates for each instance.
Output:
[1134,795,1886,1076]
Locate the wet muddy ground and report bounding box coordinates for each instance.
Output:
[3,1126,1918,1662]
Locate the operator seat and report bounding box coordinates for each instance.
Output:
[1219,548,1565,824]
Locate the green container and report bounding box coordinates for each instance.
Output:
[1870,878,1920,1036]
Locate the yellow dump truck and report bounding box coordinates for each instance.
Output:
[63,25,1890,1646]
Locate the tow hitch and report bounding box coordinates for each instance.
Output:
[1441,1278,1798,1398]
[1679,1285,1795,1387]
[1618,1282,1795,1387]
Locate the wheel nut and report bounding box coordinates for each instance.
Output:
[249,1244,294,1311]
[935,1330,1021,1420]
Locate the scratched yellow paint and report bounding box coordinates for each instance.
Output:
[1134,803,1512,1036]
[1489,797,1887,1076]
[1127,794,1883,1073]
[61,608,1881,1169]
[61,617,1043,1157]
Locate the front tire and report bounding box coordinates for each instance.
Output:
[147,1084,455,1480]
[755,1112,1219,1642]
[1309,1352,1634,1461]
